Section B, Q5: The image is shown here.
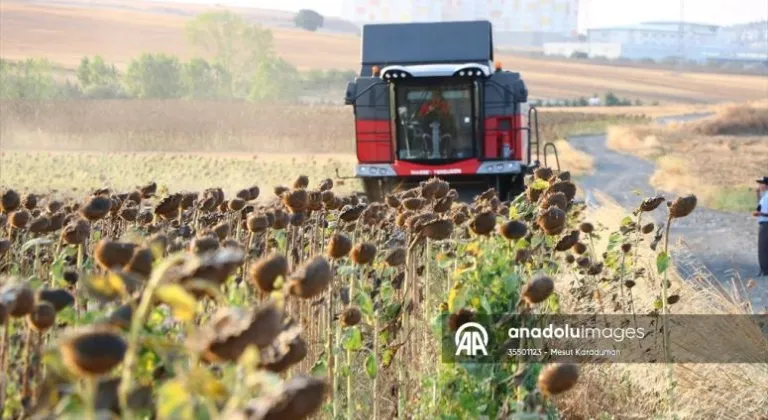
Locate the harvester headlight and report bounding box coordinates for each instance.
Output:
[495,163,504,171]
[459,71,465,76]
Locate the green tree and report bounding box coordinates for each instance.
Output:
[294,9,324,31]
[185,10,275,97]
[248,57,300,102]
[124,53,183,98]
[76,55,123,98]
[0,58,59,99]
[181,57,230,99]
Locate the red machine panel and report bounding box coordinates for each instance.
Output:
[355,120,393,163]
[483,114,524,161]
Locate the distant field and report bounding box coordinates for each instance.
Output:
[2,0,767,103]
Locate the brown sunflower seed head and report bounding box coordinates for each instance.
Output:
[422,219,454,241]
[229,198,246,211]
[526,186,544,203]
[534,167,554,181]
[319,178,333,192]
[22,193,38,210]
[572,242,587,255]
[28,215,50,234]
[469,211,496,235]
[190,235,219,254]
[448,307,474,331]
[499,220,528,241]
[402,197,426,211]
[522,274,555,304]
[639,195,665,212]
[289,211,306,227]
[515,248,532,264]
[10,209,30,229]
[283,189,309,212]
[537,207,566,235]
[27,301,56,332]
[385,194,401,209]
[94,239,137,270]
[60,325,128,377]
[213,221,230,241]
[126,247,154,278]
[641,222,655,234]
[351,242,377,265]
[555,230,580,252]
[327,233,353,260]
[289,256,333,299]
[81,195,112,221]
[246,214,269,233]
[565,254,576,264]
[548,181,577,202]
[579,222,594,234]
[293,175,310,189]
[538,363,579,396]
[669,194,697,219]
[0,239,11,256]
[6,284,35,317]
[340,306,362,327]
[540,191,568,211]
[36,288,75,312]
[621,243,632,253]
[1,189,21,212]
[249,252,289,293]
[384,247,407,267]
[577,256,591,268]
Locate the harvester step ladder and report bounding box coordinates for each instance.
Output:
[528,105,561,173]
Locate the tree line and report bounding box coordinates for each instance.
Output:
[0,10,356,102]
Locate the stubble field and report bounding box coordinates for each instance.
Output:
[2,0,768,103]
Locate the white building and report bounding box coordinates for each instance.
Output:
[342,0,579,38]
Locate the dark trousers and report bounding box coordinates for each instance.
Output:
[760,223,768,275]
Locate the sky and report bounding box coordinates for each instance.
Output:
[153,0,768,31]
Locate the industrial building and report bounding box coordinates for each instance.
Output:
[544,21,767,65]
[341,0,580,45]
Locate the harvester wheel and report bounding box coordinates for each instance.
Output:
[362,178,386,202]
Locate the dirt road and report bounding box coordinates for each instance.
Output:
[569,114,767,310]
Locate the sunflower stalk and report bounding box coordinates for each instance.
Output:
[118,253,187,417]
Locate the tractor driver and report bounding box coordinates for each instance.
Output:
[416,89,458,157]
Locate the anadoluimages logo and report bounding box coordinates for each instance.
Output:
[454,322,489,356]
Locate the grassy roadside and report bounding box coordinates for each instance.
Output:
[606,101,768,212]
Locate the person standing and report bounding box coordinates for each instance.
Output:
[755,177,768,276]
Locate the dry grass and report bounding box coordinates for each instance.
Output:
[551,139,595,177]
[606,103,768,211]
[555,191,768,420]
[0,150,360,199]
[0,100,646,155]
[2,0,768,103]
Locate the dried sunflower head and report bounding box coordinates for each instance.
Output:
[59,325,127,377]
[668,194,697,219]
[537,363,579,396]
[288,256,333,299]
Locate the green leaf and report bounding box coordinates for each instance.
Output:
[356,291,374,318]
[21,237,53,254]
[157,379,193,419]
[310,358,327,376]
[656,252,670,274]
[155,284,197,322]
[508,206,519,221]
[342,327,363,351]
[382,348,395,368]
[653,297,663,310]
[620,216,634,227]
[503,273,520,295]
[365,353,377,379]
[480,296,492,314]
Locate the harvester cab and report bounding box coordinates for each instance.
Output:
[343,20,558,201]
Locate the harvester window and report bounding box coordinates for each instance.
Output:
[394,82,475,161]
